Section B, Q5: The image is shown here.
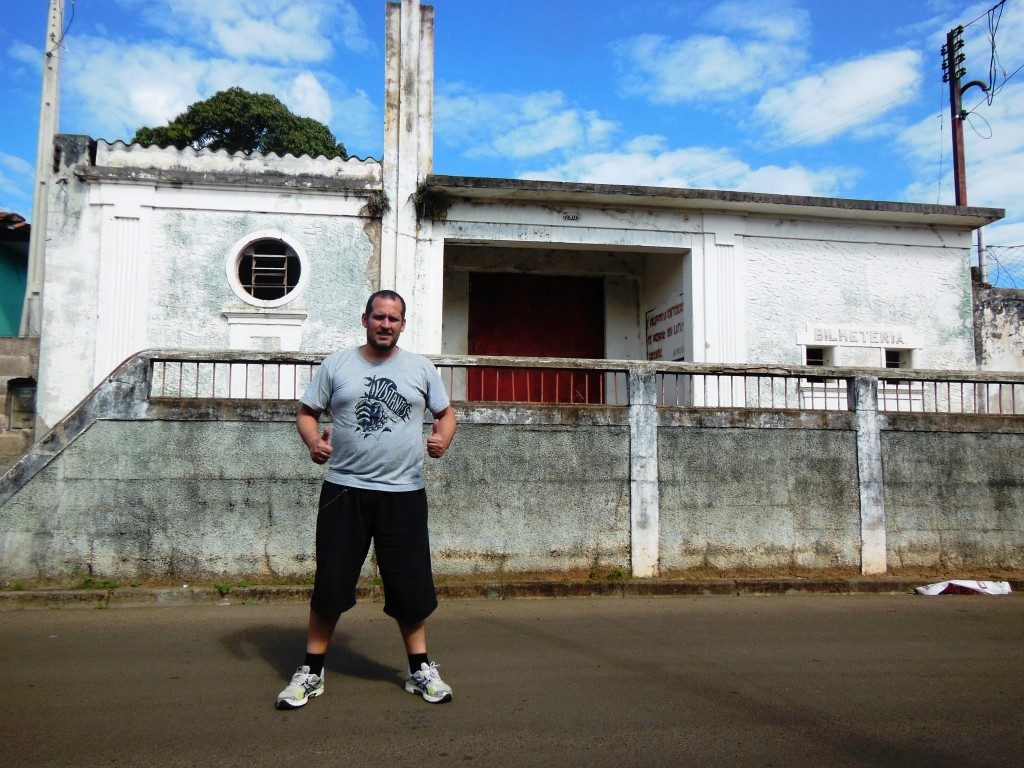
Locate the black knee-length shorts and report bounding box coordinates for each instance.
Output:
[310,481,438,624]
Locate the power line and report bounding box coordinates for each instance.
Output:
[984,243,1024,288]
[962,0,1023,115]
[963,0,1007,29]
[47,0,75,54]
[964,60,1024,115]
[965,109,993,139]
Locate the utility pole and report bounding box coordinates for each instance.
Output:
[941,25,988,207]
[20,0,64,337]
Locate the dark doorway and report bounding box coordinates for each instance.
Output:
[467,272,604,403]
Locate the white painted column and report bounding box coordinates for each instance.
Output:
[381,2,402,291]
[382,0,438,352]
[93,186,153,384]
[413,220,445,352]
[850,375,887,574]
[697,214,747,366]
[629,364,660,577]
[688,214,746,405]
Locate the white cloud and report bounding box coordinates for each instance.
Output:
[60,35,377,151]
[288,71,334,125]
[7,41,40,68]
[985,221,1024,248]
[614,1,809,104]
[436,84,618,160]
[625,135,667,153]
[121,0,370,63]
[1,153,33,178]
[315,84,379,156]
[755,50,922,144]
[0,152,34,212]
[519,139,858,197]
[63,37,207,136]
[616,33,804,104]
[703,0,809,42]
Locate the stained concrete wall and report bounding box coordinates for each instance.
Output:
[424,419,631,576]
[36,137,382,431]
[0,410,630,584]
[6,407,1023,584]
[0,420,323,582]
[883,428,1024,570]
[147,208,374,352]
[658,424,861,572]
[744,227,976,369]
[974,284,1024,372]
[3,352,1024,584]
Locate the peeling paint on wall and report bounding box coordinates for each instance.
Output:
[975,284,1024,371]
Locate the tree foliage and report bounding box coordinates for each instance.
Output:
[132,87,348,159]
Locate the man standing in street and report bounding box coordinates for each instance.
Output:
[276,290,457,710]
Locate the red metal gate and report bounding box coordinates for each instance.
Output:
[467,272,605,403]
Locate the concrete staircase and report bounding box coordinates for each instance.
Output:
[0,337,38,472]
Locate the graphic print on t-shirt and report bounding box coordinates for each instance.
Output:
[354,376,412,438]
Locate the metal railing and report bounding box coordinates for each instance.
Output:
[150,355,320,400]
[434,361,629,406]
[654,372,850,411]
[145,352,1024,417]
[877,376,1024,415]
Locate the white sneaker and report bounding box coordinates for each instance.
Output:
[275,665,324,710]
[405,661,453,703]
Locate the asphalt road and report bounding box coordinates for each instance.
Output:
[2,594,1023,767]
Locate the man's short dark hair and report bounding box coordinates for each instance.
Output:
[365,290,407,318]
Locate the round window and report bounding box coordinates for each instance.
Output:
[225,231,310,308]
[237,239,301,301]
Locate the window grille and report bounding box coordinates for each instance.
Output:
[237,240,301,301]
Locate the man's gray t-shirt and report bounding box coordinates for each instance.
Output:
[300,347,450,491]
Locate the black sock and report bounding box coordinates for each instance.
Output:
[304,652,326,677]
[408,653,430,674]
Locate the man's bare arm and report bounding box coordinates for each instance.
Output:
[426,406,457,459]
[297,403,333,464]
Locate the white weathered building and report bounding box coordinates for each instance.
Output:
[34,0,1004,430]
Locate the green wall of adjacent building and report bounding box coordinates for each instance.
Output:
[0,244,28,337]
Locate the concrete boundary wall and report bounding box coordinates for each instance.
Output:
[1,351,1023,584]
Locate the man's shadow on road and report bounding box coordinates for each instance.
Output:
[220,622,405,690]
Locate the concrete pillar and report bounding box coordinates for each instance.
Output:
[21,0,64,337]
[850,375,887,574]
[629,364,660,577]
[382,0,437,352]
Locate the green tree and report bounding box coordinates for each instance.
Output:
[132,87,348,159]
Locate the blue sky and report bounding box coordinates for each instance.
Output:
[3,0,1023,269]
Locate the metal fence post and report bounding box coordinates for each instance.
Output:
[629,364,660,577]
[849,375,887,575]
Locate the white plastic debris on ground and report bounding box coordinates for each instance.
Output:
[915,580,1012,596]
